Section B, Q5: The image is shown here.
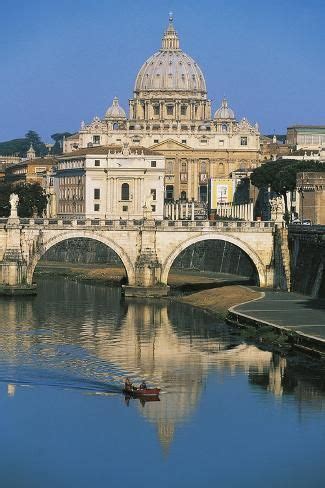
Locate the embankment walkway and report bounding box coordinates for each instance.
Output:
[231,289,325,345]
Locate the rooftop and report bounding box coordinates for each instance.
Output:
[61,145,163,158]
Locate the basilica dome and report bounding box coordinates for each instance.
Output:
[134,16,207,95]
[214,98,235,120]
[105,97,126,119]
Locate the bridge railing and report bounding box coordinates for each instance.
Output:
[157,220,275,230]
[0,218,276,231]
[288,224,325,234]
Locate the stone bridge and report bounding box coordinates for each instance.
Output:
[0,216,278,296]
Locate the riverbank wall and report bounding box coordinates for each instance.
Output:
[289,226,325,297]
[226,302,325,357]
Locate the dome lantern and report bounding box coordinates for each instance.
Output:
[161,12,180,51]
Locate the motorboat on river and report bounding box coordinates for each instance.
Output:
[123,387,161,398]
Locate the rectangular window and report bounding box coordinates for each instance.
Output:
[151,161,157,167]
[151,189,157,200]
[182,140,187,144]
[200,139,208,144]
[219,140,224,146]
[95,159,100,166]
[241,136,248,146]
[166,105,173,116]
[122,205,128,212]
[154,106,160,116]
[94,204,100,211]
[151,205,156,212]
[166,185,174,201]
[94,189,100,199]
[154,139,159,144]
[181,105,187,116]
[93,135,100,144]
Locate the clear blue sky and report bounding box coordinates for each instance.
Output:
[0,0,324,142]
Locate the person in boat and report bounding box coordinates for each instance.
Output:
[139,380,147,390]
[124,377,133,392]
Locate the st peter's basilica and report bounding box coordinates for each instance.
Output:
[64,14,260,202]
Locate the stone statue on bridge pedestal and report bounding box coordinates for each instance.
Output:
[143,193,154,221]
[270,196,284,223]
[9,193,19,219]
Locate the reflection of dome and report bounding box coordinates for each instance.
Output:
[105,97,126,119]
[134,15,206,94]
[214,98,235,120]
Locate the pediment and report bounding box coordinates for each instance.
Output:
[149,139,193,151]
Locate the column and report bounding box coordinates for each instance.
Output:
[191,202,195,221]
[175,204,179,221]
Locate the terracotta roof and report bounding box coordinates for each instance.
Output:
[5,157,58,171]
[61,145,163,158]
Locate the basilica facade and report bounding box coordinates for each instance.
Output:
[64,15,260,202]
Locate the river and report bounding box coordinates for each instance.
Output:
[0,277,324,487]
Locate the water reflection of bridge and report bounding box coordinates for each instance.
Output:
[1,288,325,453]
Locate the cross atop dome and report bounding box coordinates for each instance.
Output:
[161,13,180,50]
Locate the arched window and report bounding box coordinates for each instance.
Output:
[222,123,228,132]
[113,122,119,130]
[180,191,187,201]
[121,183,129,201]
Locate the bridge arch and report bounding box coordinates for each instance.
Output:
[27,230,135,285]
[161,233,267,287]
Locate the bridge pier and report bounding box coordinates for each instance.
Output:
[123,218,170,297]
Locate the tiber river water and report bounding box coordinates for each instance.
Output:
[0,277,324,488]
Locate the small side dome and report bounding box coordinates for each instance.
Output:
[105,97,126,119]
[214,98,235,120]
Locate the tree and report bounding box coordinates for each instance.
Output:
[251,159,325,222]
[51,132,73,155]
[25,130,48,157]
[0,182,48,217]
[0,183,12,216]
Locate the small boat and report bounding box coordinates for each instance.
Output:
[123,387,160,397]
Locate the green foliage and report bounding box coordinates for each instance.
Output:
[25,130,47,157]
[0,182,48,218]
[251,159,325,216]
[0,138,30,157]
[0,183,12,216]
[0,131,47,157]
[51,132,73,155]
[251,159,325,195]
